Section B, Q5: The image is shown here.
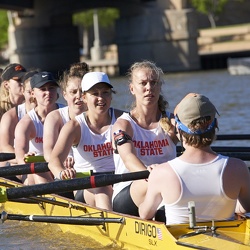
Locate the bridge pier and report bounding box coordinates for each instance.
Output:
[116,1,200,73]
[7,0,79,73]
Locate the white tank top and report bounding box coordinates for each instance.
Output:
[58,106,70,124]
[73,108,116,173]
[17,103,26,121]
[28,108,44,155]
[165,155,236,225]
[28,104,65,155]
[112,112,176,199]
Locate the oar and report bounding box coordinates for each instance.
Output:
[0,162,49,177]
[0,162,113,178]
[1,211,124,225]
[0,153,15,162]
[216,134,250,140]
[0,170,149,201]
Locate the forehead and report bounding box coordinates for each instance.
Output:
[66,78,81,88]
[132,68,158,81]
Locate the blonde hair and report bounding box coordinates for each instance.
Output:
[60,62,90,91]
[127,60,172,132]
[0,82,13,120]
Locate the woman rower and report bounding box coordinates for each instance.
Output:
[139,93,250,224]
[112,60,178,216]
[48,72,123,210]
[14,71,64,185]
[43,62,89,167]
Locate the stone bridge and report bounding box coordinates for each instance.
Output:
[0,0,200,75]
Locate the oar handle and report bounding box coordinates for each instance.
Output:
[3,170,150,201]
[24,156,45,163]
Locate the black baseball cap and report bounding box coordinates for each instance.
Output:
[1,63,27,81]
[30,72,59,89]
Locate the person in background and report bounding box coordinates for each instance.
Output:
[0,70,38,155]
[112,60,178,216]
[14,71,64,185]
[48,72,123,210]
[0,63,27,120]
[139,93,250,224]
[43,62,89,167]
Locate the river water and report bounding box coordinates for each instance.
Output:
[0,69,249,249]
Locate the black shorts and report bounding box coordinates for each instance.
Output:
[74,190,86,203]
[113,184,139,216]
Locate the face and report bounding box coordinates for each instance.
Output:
[5,78,24,98]
[129,68,162,107]
[32,82,58,106]
[83,83,112,114]
[63,77,86,115]
[22,80,32,102]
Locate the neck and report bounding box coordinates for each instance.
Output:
[131,106,161,129]
[85,110,111,134]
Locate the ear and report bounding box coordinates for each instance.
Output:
[3,80,9,90]
[82,93,87,104]
[129,83,135,95]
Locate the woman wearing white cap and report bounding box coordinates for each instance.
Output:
[112,60,178,217]
[139,93,250,224]
[48,72,123,210]
[14,71,64,185]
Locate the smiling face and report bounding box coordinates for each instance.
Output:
[83,83,112,114]
[63,77,86,115]
[129,67,162,108]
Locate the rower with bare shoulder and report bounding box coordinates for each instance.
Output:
[139,93,250,224]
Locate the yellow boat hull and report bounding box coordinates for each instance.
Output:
[1,177,250,250]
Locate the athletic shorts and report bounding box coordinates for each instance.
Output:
[74,190,86,203]
[113,184,139,216]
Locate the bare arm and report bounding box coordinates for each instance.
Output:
[0,108,18,153]
[14,115,36,164]
[43,110,63,162]
[112,118,146,172]
[48,119,80,179]
[139,167,163,220]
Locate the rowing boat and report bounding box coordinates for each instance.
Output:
[0,177,250,249]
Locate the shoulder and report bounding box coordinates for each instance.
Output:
[1,107,17,122]
[45,109,62,123]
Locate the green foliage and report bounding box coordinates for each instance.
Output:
[190,0,228,16]
[0,10,8,49]
[73,8,119,28]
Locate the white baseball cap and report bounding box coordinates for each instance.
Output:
[81,72,113,91]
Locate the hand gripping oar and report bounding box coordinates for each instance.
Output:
[1,211,124,226]
[0,170,149,201]
[0,162,113,178]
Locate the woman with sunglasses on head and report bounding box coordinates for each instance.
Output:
[139,93,250,224]
[48,72,123,210]
[0,70,38,170]
[112,60,178,216]
[0,63,27,120]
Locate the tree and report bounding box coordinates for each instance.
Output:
[190,0,228,28]
[73,8,119,57]
[0,10,8,50]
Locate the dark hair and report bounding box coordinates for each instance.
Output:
[60,62,90,91]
